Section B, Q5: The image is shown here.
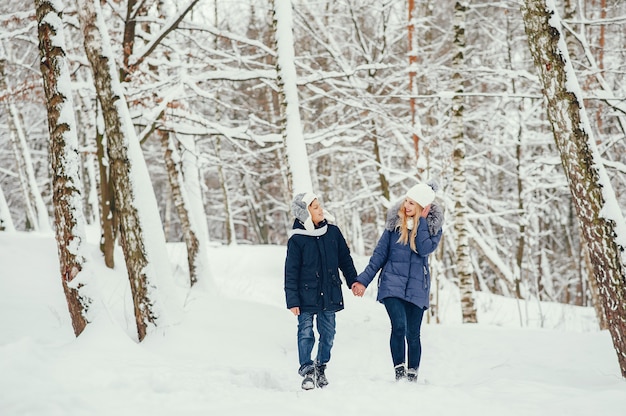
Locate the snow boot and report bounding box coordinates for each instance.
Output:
[315,363,328,388]
[301,368,316,390]
[394,364,406,381]
[407,368,419,382]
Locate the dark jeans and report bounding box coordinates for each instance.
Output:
[383,297,425,370]
[296,311,336,375]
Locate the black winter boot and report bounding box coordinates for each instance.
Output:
[315,363,328,388]
[394,364,406,381]
[407,367,418,382]
[301,368,316,390]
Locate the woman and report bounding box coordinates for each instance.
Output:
[284,192,358,390]
[352,182,444,382]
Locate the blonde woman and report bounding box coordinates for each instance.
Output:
[352,182,444,382]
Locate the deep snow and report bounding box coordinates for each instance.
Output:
[0,231,624,416]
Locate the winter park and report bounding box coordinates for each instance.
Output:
[1,0,626,415]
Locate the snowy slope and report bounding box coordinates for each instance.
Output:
[0,232,624,416]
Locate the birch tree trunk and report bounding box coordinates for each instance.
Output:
[95,110,116,269]
[160,129,213,289]
[0,49,51,233]
[76,0,177,341]
[270,0,313,194]
[35,0,92,336]
[522,0,626,378]
[452,1,477,323]
[0,185,16,232]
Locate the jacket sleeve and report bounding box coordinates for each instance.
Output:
[356,229,391,288]
[336,228,358,288]
[415,217,442,256]
[284,237,302,309]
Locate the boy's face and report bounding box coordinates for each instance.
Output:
[308,199,324,225]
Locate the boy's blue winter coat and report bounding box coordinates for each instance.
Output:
[356,201,444,309]
[284,219,358,313]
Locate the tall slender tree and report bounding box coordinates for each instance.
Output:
[522,0,626,378]
[35,0,92,336]
[75,0,178,341]
[452,1,477,323]
[270,0,313,194]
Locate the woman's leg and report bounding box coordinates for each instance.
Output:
[383,297,408,367]
[405,303,425,372]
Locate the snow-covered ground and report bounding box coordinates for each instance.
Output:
[0,231,624,416]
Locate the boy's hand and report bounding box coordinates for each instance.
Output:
[351,282,366,297]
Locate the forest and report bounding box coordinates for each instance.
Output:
[0,0,625,371]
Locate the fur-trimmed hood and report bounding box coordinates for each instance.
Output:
[385,199,444,236]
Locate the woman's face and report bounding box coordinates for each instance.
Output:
[403,198,420,218]
[308,199,325,225]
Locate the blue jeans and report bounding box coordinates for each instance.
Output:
[382,297,425,370]
[296,311,336,375]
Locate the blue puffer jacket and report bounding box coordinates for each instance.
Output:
[356,201,444,309]
[284,219,358,313]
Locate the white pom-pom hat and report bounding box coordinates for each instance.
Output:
[405,183,436,207]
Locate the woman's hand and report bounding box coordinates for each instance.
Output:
[290,307,300,316]
[351,282,366,297]
[421,204,431,218]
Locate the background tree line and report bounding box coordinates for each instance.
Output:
[1,0,625,350]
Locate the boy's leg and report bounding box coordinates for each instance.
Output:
[314,311,336,387]
[297,312,316,376]
[315,311,336,365]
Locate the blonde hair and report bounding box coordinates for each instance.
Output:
[396,200,424,252]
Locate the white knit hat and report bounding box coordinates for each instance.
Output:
[291,192,317,231]
[405,183,435,207]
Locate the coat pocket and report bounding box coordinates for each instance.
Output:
[300,281,319,307]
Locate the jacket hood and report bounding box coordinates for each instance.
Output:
[385,199,444,236]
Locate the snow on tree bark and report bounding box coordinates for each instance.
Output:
[522,0,626,378]
[452,1,477,324]
[76,0,178,341]
[0,184,15,232]
[0,49,51,233]
[160,129,213,289]
[270,0,313,195]
[34,0,92,336]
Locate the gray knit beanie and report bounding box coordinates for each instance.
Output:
[291,192,317,231]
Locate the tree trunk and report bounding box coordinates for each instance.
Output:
[452,0,477,323]
[95,112,116,269]
[407,0,421,162]
[0,52,51,233]
[76,0,176,341]
[35,0,92,336]
[0,184,16,232]
[522,0,626,378]
[270,0,313,194]
[160,129,213,288]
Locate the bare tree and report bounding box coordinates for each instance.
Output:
[271,0,313,194]
[75,0,176,341]
[0,184,15,232]
[0,44,51,233]
[522,0,626,377]
[452,1,477,323]
[35,0,92,336]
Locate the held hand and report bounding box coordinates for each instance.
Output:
[290,307,300,316]
[351,282,366,297]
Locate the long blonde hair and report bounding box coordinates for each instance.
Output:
[396,201,424,252]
